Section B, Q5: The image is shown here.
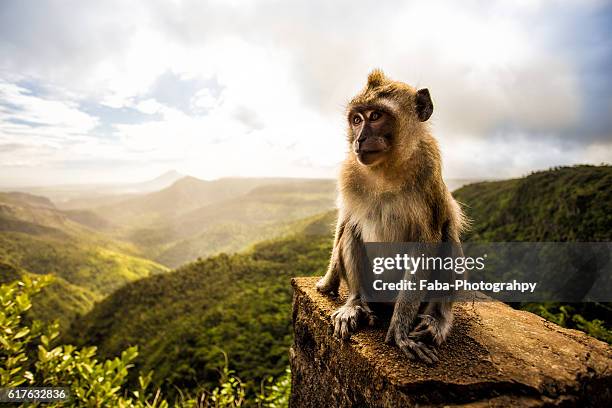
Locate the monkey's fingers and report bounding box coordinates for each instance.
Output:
[333,319,346,339]
[349,314,359,331]
[335,314,353,340]
[400,347,416,361]
[417,342,439,363]
[398,340,429,363]
[413,321,427,332]
[341,320,352,340]
[332,307,359,340]
[399,340,438,364]
[331,311,341,338]
[408,329,440,360]
[408,328,433,342]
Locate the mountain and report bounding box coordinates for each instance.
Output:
[7,171,185,209]
[454,164,611,343]
[0,191,169,326]
[1,177,337,325]
[125,170,185,193]
[94,177,332,228]
[85,177,337,267]
[142,179,337,267]
[0,192,55,209]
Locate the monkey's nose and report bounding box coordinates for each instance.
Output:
[356,137,367,151]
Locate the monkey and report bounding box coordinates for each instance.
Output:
[316,69,466,364]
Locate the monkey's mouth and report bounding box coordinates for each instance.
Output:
[356,150,385,165]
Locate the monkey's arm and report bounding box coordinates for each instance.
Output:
[407,210,465,356]
[327,221,377,339]
[315,213,346,294]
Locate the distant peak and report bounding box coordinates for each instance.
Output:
[153,170,183,181]
[170,175,206,187]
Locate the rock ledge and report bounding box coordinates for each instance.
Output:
[290,276,612,407]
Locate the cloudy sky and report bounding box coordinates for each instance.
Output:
[0,0,610,186]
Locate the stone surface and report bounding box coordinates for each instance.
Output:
[290,276,612,407]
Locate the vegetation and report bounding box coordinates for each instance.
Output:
[0,192,168,328]
[67,212,335,398]
[0,233,167,296]
[95,177,334,229]
[453,165,611,242]
[0,276,290,407]
[1,276,168,407]
[0,262,99,329]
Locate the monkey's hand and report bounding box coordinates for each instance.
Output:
[408,314,449,346]
[385,321,439,364]
[331,301,376,340]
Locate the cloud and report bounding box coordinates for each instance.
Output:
[0,0,610,186]
[0,81,98,145]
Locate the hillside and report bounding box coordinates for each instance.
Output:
[0,262,100,328]
[86,177,337,267]
[0,232,167,295]
[0,192,168,326]
[67,165,612,397]
[67,211,336,395]
[146,179,337,267]
[453,165,611,241]
[1,177,338,332]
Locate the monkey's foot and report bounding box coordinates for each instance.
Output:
[385,324,439,364]
[408,314,450,346]
[315,276,340,295]
[331,301,376,340]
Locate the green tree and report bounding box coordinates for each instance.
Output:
[0,275,169,407]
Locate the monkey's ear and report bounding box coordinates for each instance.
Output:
[367,69,386,88]
[415,88,433,121]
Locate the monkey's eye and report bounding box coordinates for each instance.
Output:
[370,111,382,121]
[352,115,362,125]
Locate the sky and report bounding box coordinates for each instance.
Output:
[0,0,611,186]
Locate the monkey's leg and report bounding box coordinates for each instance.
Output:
[385,272,439,364]
[409,301,453,346]
[316,218,345,294]
[316,252,341,294]
[331,224,376,340]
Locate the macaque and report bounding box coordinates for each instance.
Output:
[316,70,466,363]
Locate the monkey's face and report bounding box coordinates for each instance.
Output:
[349,108,396,166]
[347,70,434,168]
